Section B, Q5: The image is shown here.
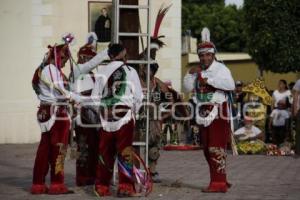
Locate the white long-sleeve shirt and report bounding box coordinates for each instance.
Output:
[70,48,109,94]
[272,89,291,107]
[91,61,143,113]
[183,60,235,104]
[38,49,109,103]
[234,125,262,139]
[89,61,143,132]
[38,64,77,103]
[72,48,108,80]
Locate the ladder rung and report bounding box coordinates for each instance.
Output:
[118,32,150,37]
[133,142,146,146]
[126,60,157,64]
[119,5,149,9]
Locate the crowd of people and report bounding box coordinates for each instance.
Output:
[230,78,300,155]
[29,24,235,196]
[187,77,300,156]
[29,25,300,197]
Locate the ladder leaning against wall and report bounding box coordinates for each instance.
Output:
[112,0,153,182]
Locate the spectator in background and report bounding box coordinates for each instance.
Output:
[233,80,246,129]
[288,82,295,105]
[292,79,300,155]
[289,82,295,91]
[272,79,291,108]
[234,116,263,141]
[269,100,290,147]
[265,89,274,143]
[234,81,246,104]
[234,116,265,154]
[186,98,201,145]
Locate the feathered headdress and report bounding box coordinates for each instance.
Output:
[46,33,74,69]
[62,33,75,45]
[201,27,210,43]
[86,32,98,48]
[77,46,97,63]
[197,27,216,54]
[151,4,172,49]
[32,33,75,94]
[77,32,98,63]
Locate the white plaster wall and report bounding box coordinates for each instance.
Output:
[139,0,182,91]
[0,0,94,143]
[0,0,39,143]
[156,0,181,92]
[0,0,182,143]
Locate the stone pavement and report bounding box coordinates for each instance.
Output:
[0,144,300,200]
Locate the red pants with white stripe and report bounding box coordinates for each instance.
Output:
[200,102,230,190]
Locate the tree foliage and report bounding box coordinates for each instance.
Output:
[183,0,224,5]
[244,0,300,73]
[182,2,246,52]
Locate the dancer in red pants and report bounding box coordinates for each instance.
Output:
[31,34,108,194]
[183,28,235,192]
[31,39,78,194]
[92,43,143,197]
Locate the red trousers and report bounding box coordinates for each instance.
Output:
[32,105,70,185]
[75,126,98,186]
[95,119,135,187]
[200,102,230,188]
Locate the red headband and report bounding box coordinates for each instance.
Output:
[47,44,70,68]
[197,42,216,54]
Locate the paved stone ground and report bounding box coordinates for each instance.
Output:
[0,144,300,200]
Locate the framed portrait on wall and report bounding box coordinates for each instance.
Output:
[88,1,112,43]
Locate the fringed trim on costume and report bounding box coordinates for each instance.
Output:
[38,106,71,133]
[100,110,132,132]
[38,106,57,132]
[196,105,218,127]
[210,91,227,104]
[48,183,70,194]
[30,184,48,194]
[202,182,228,193]
[117,183,137,197]
[94,185,112,197]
